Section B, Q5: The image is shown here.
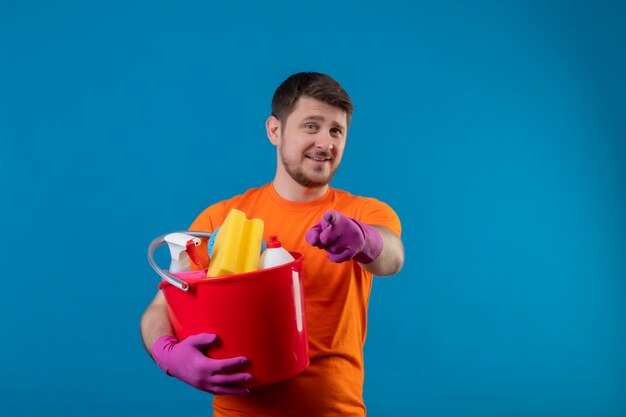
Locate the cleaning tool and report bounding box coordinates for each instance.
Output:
[208,209,264,277]
[164,232,203,273]
[259,236,295,269]
[148,231,213,291]
[208,227,219,257]
[186,238,210,270]
[208,226,267,259]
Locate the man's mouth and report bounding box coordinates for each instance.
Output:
[305,154,332,162]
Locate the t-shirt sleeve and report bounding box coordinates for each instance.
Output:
[189,201,227,232]
[357,198,402,237]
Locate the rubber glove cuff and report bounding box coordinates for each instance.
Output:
[352,219,383,264]
[151,335,178,376]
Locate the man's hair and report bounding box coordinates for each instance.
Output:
[271,72,353,126]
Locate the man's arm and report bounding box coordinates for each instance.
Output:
[140,291,174,354]
[360,226,404,276]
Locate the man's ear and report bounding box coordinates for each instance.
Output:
[266,115,281,146]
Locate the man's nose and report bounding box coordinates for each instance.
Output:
[315,132,334,151]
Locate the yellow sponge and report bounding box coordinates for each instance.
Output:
[207,209,264,277]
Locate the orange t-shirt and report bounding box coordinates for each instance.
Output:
[189,183,402,417]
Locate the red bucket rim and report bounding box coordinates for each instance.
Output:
[158,252,303,290]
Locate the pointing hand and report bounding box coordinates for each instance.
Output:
[305,210,383,264]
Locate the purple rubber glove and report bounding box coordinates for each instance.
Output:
[151,333,252,395]
[305,210,383,264]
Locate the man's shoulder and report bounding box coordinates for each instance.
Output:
[330,187,390,207]
[210,184,268,205]
[330,187,400,232]
[190,185,268,229]
[224,184,268,205]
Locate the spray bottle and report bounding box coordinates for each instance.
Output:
[164,232,203,273]
[259,236,295,269]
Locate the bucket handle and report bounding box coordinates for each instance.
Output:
[147,231,214,292]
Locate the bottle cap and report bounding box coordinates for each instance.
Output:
[267,235,282,248]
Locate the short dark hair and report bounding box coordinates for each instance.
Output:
[271,72,353,126]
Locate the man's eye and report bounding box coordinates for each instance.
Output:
[331,128,342,136]
[305,124,317,130]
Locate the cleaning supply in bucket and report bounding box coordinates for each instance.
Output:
[208,209,264,277]
[164,232,205,273]
[207,226,220,258]
[259,235,295,269]
[186,238,210,270]
[208,226,268,259]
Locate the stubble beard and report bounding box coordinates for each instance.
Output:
[279,145,338,188]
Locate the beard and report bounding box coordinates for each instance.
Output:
[279,145,339,188]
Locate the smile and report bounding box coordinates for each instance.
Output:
[306,155,331,162]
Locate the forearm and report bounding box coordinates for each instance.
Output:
[140,291,175,355]
[360,226,404,276]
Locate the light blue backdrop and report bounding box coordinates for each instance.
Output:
[1,1,624,416]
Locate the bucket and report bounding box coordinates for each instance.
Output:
[148,232,309,387]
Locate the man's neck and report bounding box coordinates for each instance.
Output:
[272,175,329,202]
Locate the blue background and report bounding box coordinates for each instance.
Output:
[1,1,625,416]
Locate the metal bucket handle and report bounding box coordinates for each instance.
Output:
[147,231,214,292]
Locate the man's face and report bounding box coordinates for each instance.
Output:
[278,96,348,188]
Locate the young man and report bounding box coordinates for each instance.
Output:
[141,72,405,416]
